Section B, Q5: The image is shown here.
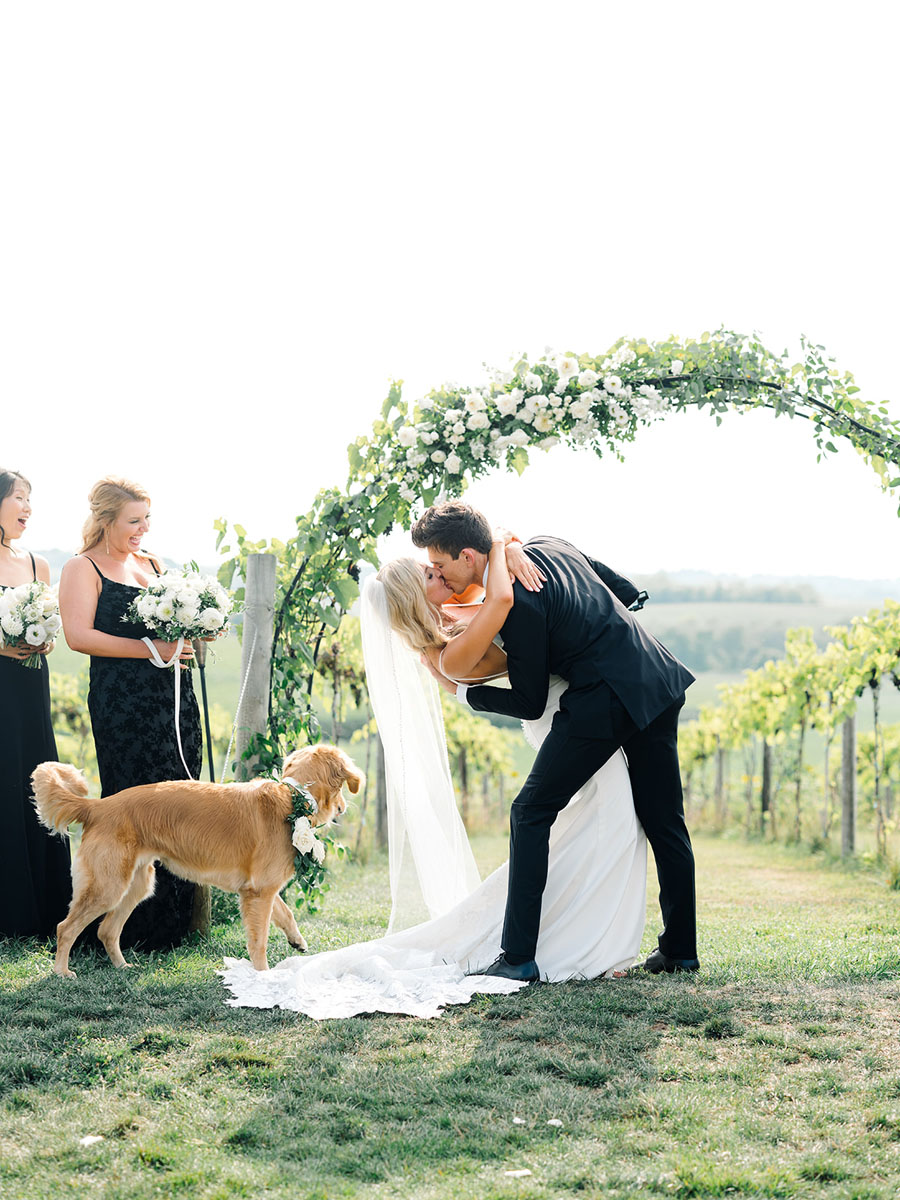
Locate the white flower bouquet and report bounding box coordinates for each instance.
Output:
[123,565,235,645]
[0,580,62,668]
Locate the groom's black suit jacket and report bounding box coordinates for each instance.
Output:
[464,536,694,737]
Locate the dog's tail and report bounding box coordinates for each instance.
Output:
[31,762,93,834]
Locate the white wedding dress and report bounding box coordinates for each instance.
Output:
[221,676,648,1019]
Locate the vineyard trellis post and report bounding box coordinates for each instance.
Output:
[760,740,774,836]
[714,737,726,829]
[375,735,388,849]
[841,715,857,857]
[235,553,276,780]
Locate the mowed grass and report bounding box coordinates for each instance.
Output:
[1,834,899,1200]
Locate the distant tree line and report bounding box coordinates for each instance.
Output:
[640,573,820,604]
[652,624,808,673]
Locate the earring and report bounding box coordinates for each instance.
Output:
[105,532,110,556]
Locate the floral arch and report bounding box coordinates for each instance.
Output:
[217,330,900,768]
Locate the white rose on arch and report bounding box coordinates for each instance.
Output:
[445,453,462,474]
[509,429,530,447]
[670,359,685,376]
[555,354,580,382]
[467,411,489,430]
[496,394,519,417]
[523,373,542,394]
[639,384,662,401]
[533,412,554,433]
[397,426,418,447]
[431,450,447,463]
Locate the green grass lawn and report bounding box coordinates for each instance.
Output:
[2,835,899,1199]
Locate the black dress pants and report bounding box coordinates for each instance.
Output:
[502,690,696,963]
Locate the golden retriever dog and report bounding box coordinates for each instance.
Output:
[32,744,363,977]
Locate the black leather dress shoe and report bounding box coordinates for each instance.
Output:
[469,954,541,983]
[642,948,700,974]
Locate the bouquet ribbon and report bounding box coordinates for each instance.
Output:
[141,636,193,780]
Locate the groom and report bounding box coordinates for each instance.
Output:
[411,500,698,981]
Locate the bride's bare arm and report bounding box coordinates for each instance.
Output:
[431,539,513,681]
[422,640,507,691]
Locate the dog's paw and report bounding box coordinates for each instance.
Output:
[288,936,308,953]
[55,967,77,979]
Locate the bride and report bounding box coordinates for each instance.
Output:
[221,536,647,1019]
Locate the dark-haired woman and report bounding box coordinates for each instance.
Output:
[0,468,72,938]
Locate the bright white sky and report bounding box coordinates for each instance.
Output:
[2,2,897,580]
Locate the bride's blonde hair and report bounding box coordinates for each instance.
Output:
[377,557,450,655]
[79,476,151,554]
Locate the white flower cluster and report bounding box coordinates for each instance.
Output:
[378,343,682,502]
[0,581,61,661]
[126,568,234,642]
[291,815,326,864]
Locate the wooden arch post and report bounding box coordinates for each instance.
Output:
[236,553,277,781]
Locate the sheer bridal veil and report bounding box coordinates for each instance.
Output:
[359,574,481,932]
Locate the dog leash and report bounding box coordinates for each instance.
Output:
[142,636,193,780]
[141,629,301,792]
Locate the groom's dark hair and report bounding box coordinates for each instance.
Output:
[411,501,492,558]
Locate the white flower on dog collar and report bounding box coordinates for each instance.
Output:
[291,816,316,855]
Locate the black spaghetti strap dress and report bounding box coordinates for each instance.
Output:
[84,556,201,950]
[0,553,72,937]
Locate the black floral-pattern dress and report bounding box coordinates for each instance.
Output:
[84,557,201,950]
[0,555,72,938]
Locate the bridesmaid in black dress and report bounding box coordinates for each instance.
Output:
[0,468,72,938]
[58,476,202,951]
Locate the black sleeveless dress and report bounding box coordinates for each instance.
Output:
[85,558,202,950]
[0,554,72,938]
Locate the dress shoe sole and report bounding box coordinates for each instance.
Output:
[643,960,700,974]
